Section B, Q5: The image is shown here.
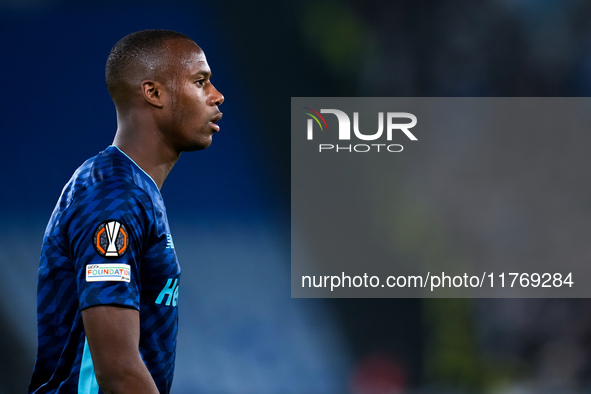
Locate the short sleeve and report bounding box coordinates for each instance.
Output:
[68,185,153,311]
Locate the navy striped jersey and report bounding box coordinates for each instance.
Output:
[29,146,181,394]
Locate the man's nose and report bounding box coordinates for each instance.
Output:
[209,86,224,106]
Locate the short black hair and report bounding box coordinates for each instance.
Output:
[105,29,194,103]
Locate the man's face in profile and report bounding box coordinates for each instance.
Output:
[163,39,224,152]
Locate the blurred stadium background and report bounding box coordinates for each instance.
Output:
[2,0,591,392]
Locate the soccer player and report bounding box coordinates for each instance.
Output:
[29,29,224,393]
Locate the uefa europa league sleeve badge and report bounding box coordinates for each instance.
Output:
[93,220,129,258]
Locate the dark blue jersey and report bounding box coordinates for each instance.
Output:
[30,146,180,394]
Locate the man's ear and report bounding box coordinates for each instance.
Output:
[141,80,165,108]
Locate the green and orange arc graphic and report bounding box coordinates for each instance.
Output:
[303,107,329,131]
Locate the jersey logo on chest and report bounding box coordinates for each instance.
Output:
[166,233,175,249]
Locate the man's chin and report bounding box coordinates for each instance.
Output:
[182,137,212,152]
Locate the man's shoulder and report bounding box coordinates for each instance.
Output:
[58,147,158,219]
[86,146,140,190]
[44,148,160,246]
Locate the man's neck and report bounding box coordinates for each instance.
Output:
[113,127,180,190]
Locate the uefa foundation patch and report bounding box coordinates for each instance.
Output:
[86,264,131,282]
[93,220,129,258]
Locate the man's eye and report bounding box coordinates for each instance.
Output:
[196,79,205,86]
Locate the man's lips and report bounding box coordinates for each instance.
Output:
[209,112,223,132]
